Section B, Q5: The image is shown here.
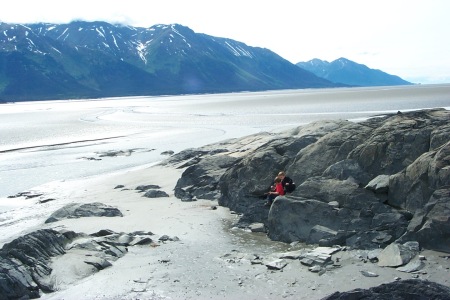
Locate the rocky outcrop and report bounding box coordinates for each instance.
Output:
[0,229,68,299]
[322,279,450,300]
[167,108,450,253]
[0,228,177,299]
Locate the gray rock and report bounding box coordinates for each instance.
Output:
[90,229,116,237]
[309,265,322,273]
[0,228,161,298]
[371,212,408,229]
[129,236,153,246]
[346,230,396,250]
[158,235,179,242]
[136,184,161,192]
[249,223,265,233]
[396,257,425,273]
[322,159,372,186]
[360,270,379,277]
[142,189,169,198]
[301,254,331,267]
[161,150,174,156]
[170,148,238,200]
[84,257,113,270]
[0,229,70,298]
[45,202,123,223]
[289,121,371,185]
[367,249,382,262]
[300,258,315,266]
[268,197,337,243]
[308,225,338,244]
[322,279,450,300]
[299,247,340,267]
[328,201,339,208]
[279,250,305,260]
[401,188,450,253]
[365,174,390,194]
[388,141,450,212]
[265,259,287,270]
[378,241,420,267]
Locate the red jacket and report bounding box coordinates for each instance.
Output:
[275,182,285,196]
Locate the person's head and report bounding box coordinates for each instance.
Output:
[274,177,282,183]
[278,171,286,179]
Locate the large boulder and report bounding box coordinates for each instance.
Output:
[377,241,420,267]
[267,178,409,248]
[267,197,343,243]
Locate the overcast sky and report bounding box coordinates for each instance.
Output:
[1,0,449,84]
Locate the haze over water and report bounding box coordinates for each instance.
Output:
[1,84,449,199]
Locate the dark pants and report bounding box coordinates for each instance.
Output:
[266,194,277,204]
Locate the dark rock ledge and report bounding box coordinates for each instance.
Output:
[0,228,178,299]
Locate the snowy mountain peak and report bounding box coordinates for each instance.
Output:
[0,20,334,101]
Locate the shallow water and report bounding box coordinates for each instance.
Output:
[1,84,449,198]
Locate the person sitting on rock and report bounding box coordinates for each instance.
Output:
[278,171,296,193]
[265,177,285,206]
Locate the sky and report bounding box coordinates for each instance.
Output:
[1,0,449,84]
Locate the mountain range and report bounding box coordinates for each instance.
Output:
[297,58,412,87]
[0,21,410,102]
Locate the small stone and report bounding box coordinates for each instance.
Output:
[360,270,379,277]
[265,259,287,270]
[249,223,265,233]
[309,265,321,273]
